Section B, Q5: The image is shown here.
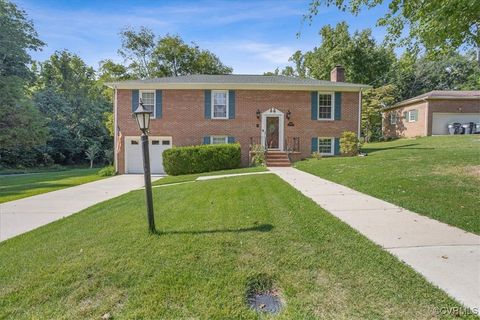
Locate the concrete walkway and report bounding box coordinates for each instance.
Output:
[270,167,480,312]
[0,175,162,242]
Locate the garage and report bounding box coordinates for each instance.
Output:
[431,113,480,135]
[125,136,172,174]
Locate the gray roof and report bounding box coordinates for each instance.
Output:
[105,74,370,90]
[387,90,480,109]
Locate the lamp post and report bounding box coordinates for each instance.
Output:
[133,101,156,233]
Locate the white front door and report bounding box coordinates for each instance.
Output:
[125,136,172,174]
[261,108,284,150]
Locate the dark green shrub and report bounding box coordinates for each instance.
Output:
[163,143,241,175]
[98,165,116,176]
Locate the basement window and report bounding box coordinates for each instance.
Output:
[318,137,334,156]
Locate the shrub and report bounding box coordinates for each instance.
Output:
[310,152,323,160]
[250,144,266,166]
[163,143,241,175]
[340,131,361,156]
[98,165,116,176]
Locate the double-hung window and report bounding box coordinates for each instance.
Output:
[408,109,418,122]
[390,113,397,125]
[211,136,228,144]
[212,90,228,119]
[317,137,334,155]
[140,90,155,118]
[318,93,334,120]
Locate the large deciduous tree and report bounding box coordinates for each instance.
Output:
[304,0,480,63]
[117,27,232,78]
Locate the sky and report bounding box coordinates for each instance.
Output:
[15,0,391,74]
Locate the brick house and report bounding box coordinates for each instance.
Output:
[382,91,480,138]
[106,66,370,174]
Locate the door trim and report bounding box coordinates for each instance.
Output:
[261,108,284,151]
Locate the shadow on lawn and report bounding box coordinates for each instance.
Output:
[363,143,434,154]
[156,223,274,236]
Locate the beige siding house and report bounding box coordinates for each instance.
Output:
[382,91,480,138]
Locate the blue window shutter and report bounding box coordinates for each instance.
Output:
[203,136,211,144]
[132,90,139,112]
[155,90,162,118]
[228,136,235,143]
[204,90,211,119]
[228,90,235,119]
[311,137,318,153]
[311,92,318,120]
[334,138,340,155]
[334,92,342,120]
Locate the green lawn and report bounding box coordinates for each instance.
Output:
[0,174,469,319]
[296,135,480,234]
[0,168,105,203]
[153,166,267,186]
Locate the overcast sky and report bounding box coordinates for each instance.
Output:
[15,0,391,74]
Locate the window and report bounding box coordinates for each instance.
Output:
[131,140,139,145]
[162,140,170,145]
[318,93,334,120]
[212,90,228,119]
[390,113,397,125]
[211,136,228,144]
[318,138,334,155]
[152,140,160,145]
[140,90,155,117]
[408,110,418,122]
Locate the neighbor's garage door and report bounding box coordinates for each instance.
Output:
[432,113,480,135]
[125,136,172,174]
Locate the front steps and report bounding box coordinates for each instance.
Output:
[266,151,291,167]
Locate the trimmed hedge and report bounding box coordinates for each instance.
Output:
[162,143,241,175]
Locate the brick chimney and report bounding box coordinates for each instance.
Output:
[330,65,345,82]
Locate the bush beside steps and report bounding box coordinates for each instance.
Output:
[163,143,241,176]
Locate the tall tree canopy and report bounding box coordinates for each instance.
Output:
[304,0,480,62]
[0,0,48,163]
[116,27,232,79]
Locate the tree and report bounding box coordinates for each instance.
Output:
[276,22,395,86]
[0,0,48,166]
[304,0,480,63]
[85,143,100,168]
[362,85,396,142]
[33,51,111,164]
[117,28,232,78]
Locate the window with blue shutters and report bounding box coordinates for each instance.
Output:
[314,137,335,156]
[139,90,156,118]
[317,92,334,120]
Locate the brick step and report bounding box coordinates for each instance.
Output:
[267,162,291,167]
[266,156,289,161]
[266,160,291,164]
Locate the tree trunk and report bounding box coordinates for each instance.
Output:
[90,159,93,169]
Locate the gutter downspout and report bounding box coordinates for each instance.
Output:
[358,90,362,139]
[113,86,118,173]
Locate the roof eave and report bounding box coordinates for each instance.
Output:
[103,81,371,92]
[383,95,480,111]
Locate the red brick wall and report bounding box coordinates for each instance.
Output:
[116,89,360,173]
[383,102,428,138]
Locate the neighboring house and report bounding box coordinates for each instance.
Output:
[106,66,370,174]
[382,91,480,138]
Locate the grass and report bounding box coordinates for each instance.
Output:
[0,174,471,319]
[0,168,105,203]
[153,166,267,186]
[296,135,480,234]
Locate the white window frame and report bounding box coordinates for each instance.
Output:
[408,110,417,122]
[139,90,156,119]
[390,113,397,125]
[317,137,334,156]
[211,90,229,119]
[210,135,228,144]
[317,92,335,121]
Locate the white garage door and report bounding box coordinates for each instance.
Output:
[125,136,172,174]
[432,113,480,135]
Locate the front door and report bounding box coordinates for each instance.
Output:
[266,117,279,149]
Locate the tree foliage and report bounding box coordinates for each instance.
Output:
[117,27,232,78]
[304,0,480,62]
[361,85,396,142]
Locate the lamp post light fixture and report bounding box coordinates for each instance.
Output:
[133,101,156,233]
[286,109,291,120]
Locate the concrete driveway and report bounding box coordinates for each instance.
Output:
[270,167,480,313]
[0,174,162,242]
